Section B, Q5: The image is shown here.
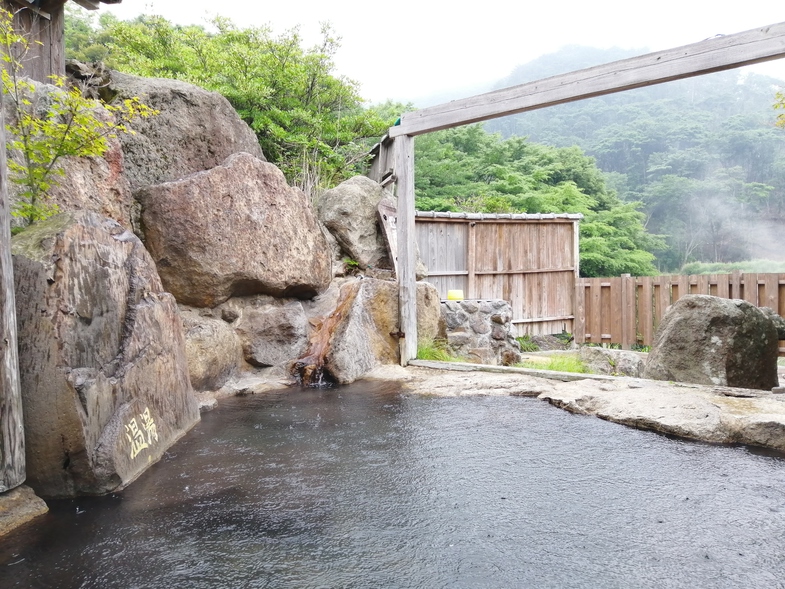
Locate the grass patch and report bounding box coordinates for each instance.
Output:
[516,335,540,352]
[417,339,461,362]
[517,355,589,374]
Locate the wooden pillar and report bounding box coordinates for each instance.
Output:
[395,135,417,365]
[0,84,25,492]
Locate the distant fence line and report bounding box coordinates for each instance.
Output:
[574,272,785,353]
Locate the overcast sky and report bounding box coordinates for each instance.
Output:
[101,0,785,106]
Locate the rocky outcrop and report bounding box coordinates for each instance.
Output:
[136,152,332,307]
[578,347,645,377]
[540,378,785,453]
[234,300,309,368]
[760,306,785,339]
[441,299,521,366]
[318,176,393,270]
[12,211,199,498]
[643,295,779,390]
[0,486,48,537]
[296,279,443,385]
[3,79,133,228]
[179,307,242,392]
[106,70,265,191]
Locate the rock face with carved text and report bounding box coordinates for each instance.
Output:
[136,152,332,307]
[12,211,199,498]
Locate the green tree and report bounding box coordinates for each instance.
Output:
[66,10,390,195]
[414,124,663,276]
[2,8,156,227]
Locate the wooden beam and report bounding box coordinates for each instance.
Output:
[10,0,51,19]
[70,0,99,10]
[390,21,785,137]
[0,84,26,492]
[394,135,418,365]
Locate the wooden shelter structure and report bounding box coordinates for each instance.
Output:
[372,21,785,365]
[1,0,121,83]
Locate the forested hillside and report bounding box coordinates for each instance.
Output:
[66,9,777,276]
[486,46,785,271]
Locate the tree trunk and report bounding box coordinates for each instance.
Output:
[0,83,25,492]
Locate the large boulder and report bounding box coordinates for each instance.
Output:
[233,300,309,368]
[643,295,779,390]
[318,176,392,270]
[298,278,443,385]
[105,70,265,191]
[3,79,133,228]
[136,152,332,307]
[179,307,242,392]
[12,211,199,498]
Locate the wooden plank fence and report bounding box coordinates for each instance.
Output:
[416,211,581,337]
[575,272,785,353]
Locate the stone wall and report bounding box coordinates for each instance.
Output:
[442,299,521,365]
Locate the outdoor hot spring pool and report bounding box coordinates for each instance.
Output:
[1,381,785,588]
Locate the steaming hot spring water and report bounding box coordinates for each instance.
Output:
[2,381,785,588]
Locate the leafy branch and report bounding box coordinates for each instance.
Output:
[1,7,157,227]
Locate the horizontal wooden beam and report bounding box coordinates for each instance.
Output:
[11,0,51,19]
[390,21,785,137]
[71,0,100,10]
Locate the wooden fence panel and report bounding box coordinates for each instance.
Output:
[577,272,785,353]
[416,215,579,337]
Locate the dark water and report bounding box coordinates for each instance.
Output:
[2,382,785,589]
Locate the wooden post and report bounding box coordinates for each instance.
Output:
[0,85,25,492]
[395,135,417,365]
[467,222,476,298]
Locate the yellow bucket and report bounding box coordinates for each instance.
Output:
[447,290,464,301]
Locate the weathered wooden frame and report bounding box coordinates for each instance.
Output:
[388,21,785,365]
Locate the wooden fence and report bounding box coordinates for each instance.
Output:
[575,272,785,352]
[415,211,581,336]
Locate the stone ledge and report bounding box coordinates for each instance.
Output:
[0,486,48,538]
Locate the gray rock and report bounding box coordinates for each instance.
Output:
[760,307,785,340]
[0,486,48,537]
[180,307,242,391]
[12,211,199,498]
[235,301,309,367]
[440,299,521,365]
[579,347,646,377]
[136,152,332,307]
[644,295,778,390]
[541,378,785,453]
[317,176,392,270]
[305,279,442,384]
[106,71,264,191]
[4,79,133,228]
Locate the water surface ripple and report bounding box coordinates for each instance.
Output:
[2,382,785,588]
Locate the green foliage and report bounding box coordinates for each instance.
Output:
[64,3,117,63]
[414,124,663,277]
[65,9,391,195]
[775,90,785,129]
[2,8,156,226]
[516,335,540,352]
[679,259,785,275]
[517,355,589,374]
[417,339,462,362]
[487,47,785,271]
